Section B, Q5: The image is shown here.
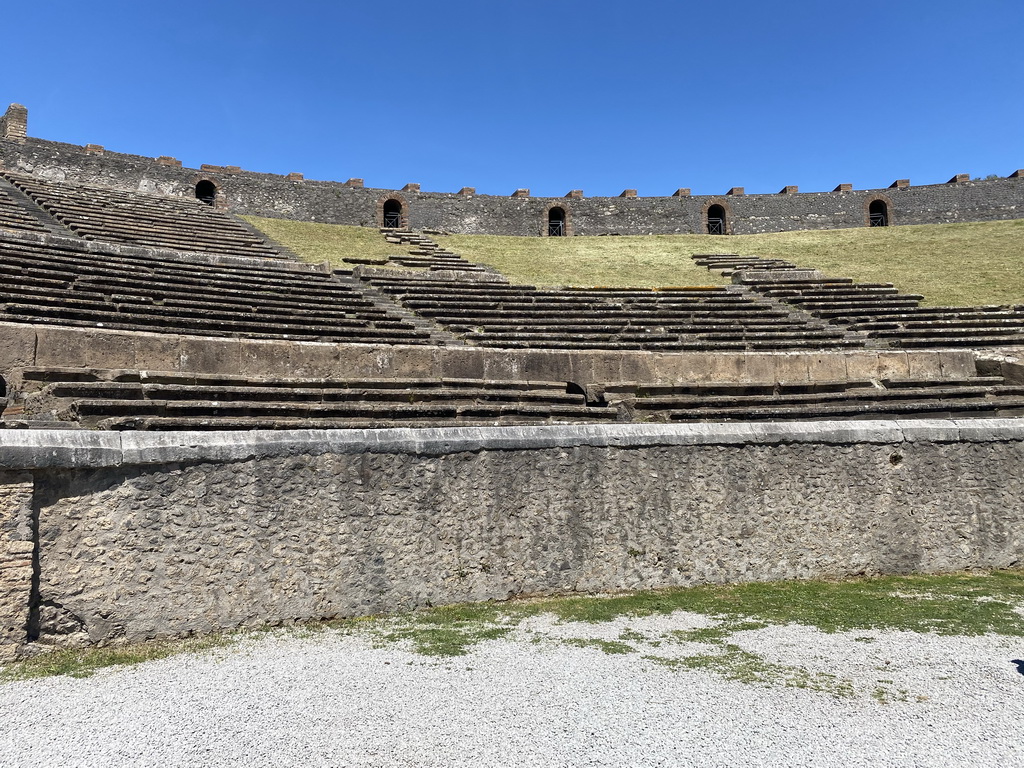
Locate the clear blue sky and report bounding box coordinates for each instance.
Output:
[4,1,1022,197]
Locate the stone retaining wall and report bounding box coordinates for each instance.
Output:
[1,422,1022,655]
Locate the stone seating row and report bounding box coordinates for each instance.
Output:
[602,376,1024,421]
[0,230,435,345]
[692,253,799,275]
[8,366,1023,430]
[364,275,859,351]
[0,185,48,233]
[4,171,267,237]
[0,240,385,312]
[0,249,395,316]
[2,171,282,260]
[3,367,612,430]
[367,277,736,299]
[740,272,1024,348]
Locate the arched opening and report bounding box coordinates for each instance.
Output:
[869,199,889,227]
[382,199,403,228]
[707,204,726,235]
[547,206,566,236]
[195,180,217,206]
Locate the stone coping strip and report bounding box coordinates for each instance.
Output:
[2,420,1023,469]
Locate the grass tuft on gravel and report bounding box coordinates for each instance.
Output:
[4,570,1024,680]
[645,644,856,698]
[1,634,232,681]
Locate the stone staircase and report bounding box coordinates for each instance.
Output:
[342,227,498,276]
[0,174,75,236]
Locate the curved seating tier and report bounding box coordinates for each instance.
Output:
[602,376,1024,422]
[8,366,1023,429]
[0,230,435,344]
[364,275,862,351]
[0,184,48,234]
[727,260,1024,349]
[1,171,282,259]
[3,367,613,430]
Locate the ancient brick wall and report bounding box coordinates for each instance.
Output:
[1,423,1022,653]
[1,130,1021,236]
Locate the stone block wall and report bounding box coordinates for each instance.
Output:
[0,422,1022,654]
[1,108,1021,236]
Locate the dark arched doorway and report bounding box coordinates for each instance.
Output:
[547,206,566,236]
[869,199,889,227]
[707,204,726,235]
[195,180,217,206]
[382,199,403,228]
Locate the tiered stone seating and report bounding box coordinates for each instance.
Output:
[15,366,1020,429]
[0,184,48,234]
[818,305,1024,348]
[735,270,1024,348]
[345,228,490,273]
[692,253,799,275]
[602,376,1024,422]
[365,276,862,351]
[4,367,614,430]
[1,171,283,259]
[0,230,437,344]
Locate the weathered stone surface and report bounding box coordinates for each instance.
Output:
[0,422,1020,648]
[3,132,1023,235]
[0,325,37,388]
[0,472,34,661]
[35,327,137,370]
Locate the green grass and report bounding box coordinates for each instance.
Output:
[435,233,727,289]
[241,216,401,270]
[645,645,856,697]
[8,570,1023,681]
[438,220,1024,305]
[1,634,232,681]
[245,215,1024,306]
[564,638,637,655]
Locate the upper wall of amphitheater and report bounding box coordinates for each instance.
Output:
[1,104,1022,237]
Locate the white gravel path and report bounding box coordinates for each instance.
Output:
[1,612,1022,768]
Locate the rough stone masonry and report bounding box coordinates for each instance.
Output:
[1,104,1022,236]
[1,422,1022,655]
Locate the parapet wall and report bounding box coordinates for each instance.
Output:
[2,421,1023,656]
[1,105,1021,236]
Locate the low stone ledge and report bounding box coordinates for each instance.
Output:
[3,420,1024,469]
[0,430,123,469]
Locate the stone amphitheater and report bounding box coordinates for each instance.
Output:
[1,103,1023,661]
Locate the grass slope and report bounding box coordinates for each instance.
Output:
[242,216,400,267]
[246,215,1024,306]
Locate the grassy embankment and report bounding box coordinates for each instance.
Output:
[246,215,1024,307]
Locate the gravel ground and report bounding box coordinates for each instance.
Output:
[1,612,1022,768]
